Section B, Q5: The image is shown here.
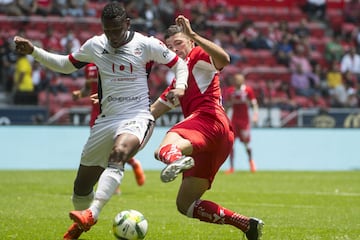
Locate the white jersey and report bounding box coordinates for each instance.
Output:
[69,31,179,120]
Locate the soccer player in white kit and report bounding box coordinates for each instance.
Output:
[13,2,189,239]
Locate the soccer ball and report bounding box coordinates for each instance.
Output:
[113,209,148,240]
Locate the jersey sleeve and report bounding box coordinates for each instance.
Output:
[146,36,178,67]
[69,38,95,69]
[247,86,256,101]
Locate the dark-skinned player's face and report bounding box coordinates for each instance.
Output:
[102,17,130,49]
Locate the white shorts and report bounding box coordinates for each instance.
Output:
[80,116,155,168]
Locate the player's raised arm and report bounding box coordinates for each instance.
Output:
[13,36,77,74]
[175,15,230,70]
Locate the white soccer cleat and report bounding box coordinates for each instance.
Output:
[160,156,195,182]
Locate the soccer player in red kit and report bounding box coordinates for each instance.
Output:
[150,16,264,240]
[72,63,146,189]
[224,73,259,174]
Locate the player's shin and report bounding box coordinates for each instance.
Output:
[90,164,124,219]
[190,199,250,232]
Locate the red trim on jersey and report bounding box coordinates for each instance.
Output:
[166,55,179,68]
[68,54,89,69]
[68,54,77,65]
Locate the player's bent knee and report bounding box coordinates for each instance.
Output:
[176,199,194,216]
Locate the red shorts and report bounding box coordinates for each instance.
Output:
[169,111,234,187]
[232,120,251,143]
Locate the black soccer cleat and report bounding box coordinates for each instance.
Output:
[245,217,264,240]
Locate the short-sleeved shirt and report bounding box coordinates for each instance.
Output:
[69,31,179,120]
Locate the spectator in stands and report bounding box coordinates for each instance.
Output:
[139,0,161,34]
[343,70,359,107]
[345,82,359,107]
[67,0,95,17]
[325,33,344,64]
[326,61,346,107]
[16,0,50,16]
[35,0,53,16]
[1,37,17,93]
[0,0,22,16]
[301,0,326,21]
[157,0,183,28]
[189,7,207,33]
[50,0,68,16]
[293,18,311,40]
[212,2,232,21]
[340,46,360,82]
[239,20,271,50]
[31,60,44,93]
[276,20,293,42]
[60,30,81,79]
[42,27,62,53]
[13,51,37,104]
[290,44,312,73]
[48,74,67,95]
[291,62,320,98]
[343,0,360,24]
[60,30,81,54]
[274,33,293,66]
[263,80,297,111]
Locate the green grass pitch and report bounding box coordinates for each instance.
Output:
[0,170,359,240]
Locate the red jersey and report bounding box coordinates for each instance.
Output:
[159,46,234,184]
[161,46,226,118]
[84,63,99,127]
[226,84,256,124]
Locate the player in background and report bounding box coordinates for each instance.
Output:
[150,16,264,240]
[72,63,146,193]
[224,73,259,174]
[14,2,189,240]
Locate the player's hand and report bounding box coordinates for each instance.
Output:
[252,113,259,126]
[90,93,99,104]
[72,90,81,101]
[13,36,34,55]
[175,15,195,37]
[166,88,184,106]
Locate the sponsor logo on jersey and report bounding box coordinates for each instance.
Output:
[102,49,109,54]
[107,96,142,102]
[162,49,170,58]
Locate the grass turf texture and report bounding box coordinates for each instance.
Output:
[0,170,359,240]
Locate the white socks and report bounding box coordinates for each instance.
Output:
[90,166,124,220]
[186,201,196,218]
[72,191,94,210]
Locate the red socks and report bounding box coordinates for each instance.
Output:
[157,144,182,164]
[191,199,250,232]
[128,157,136,167]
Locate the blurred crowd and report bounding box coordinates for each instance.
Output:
[1,0,360,112]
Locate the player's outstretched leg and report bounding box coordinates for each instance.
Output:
[160,156,194,182]
[63,222,83,240]
[188,199,264,240]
